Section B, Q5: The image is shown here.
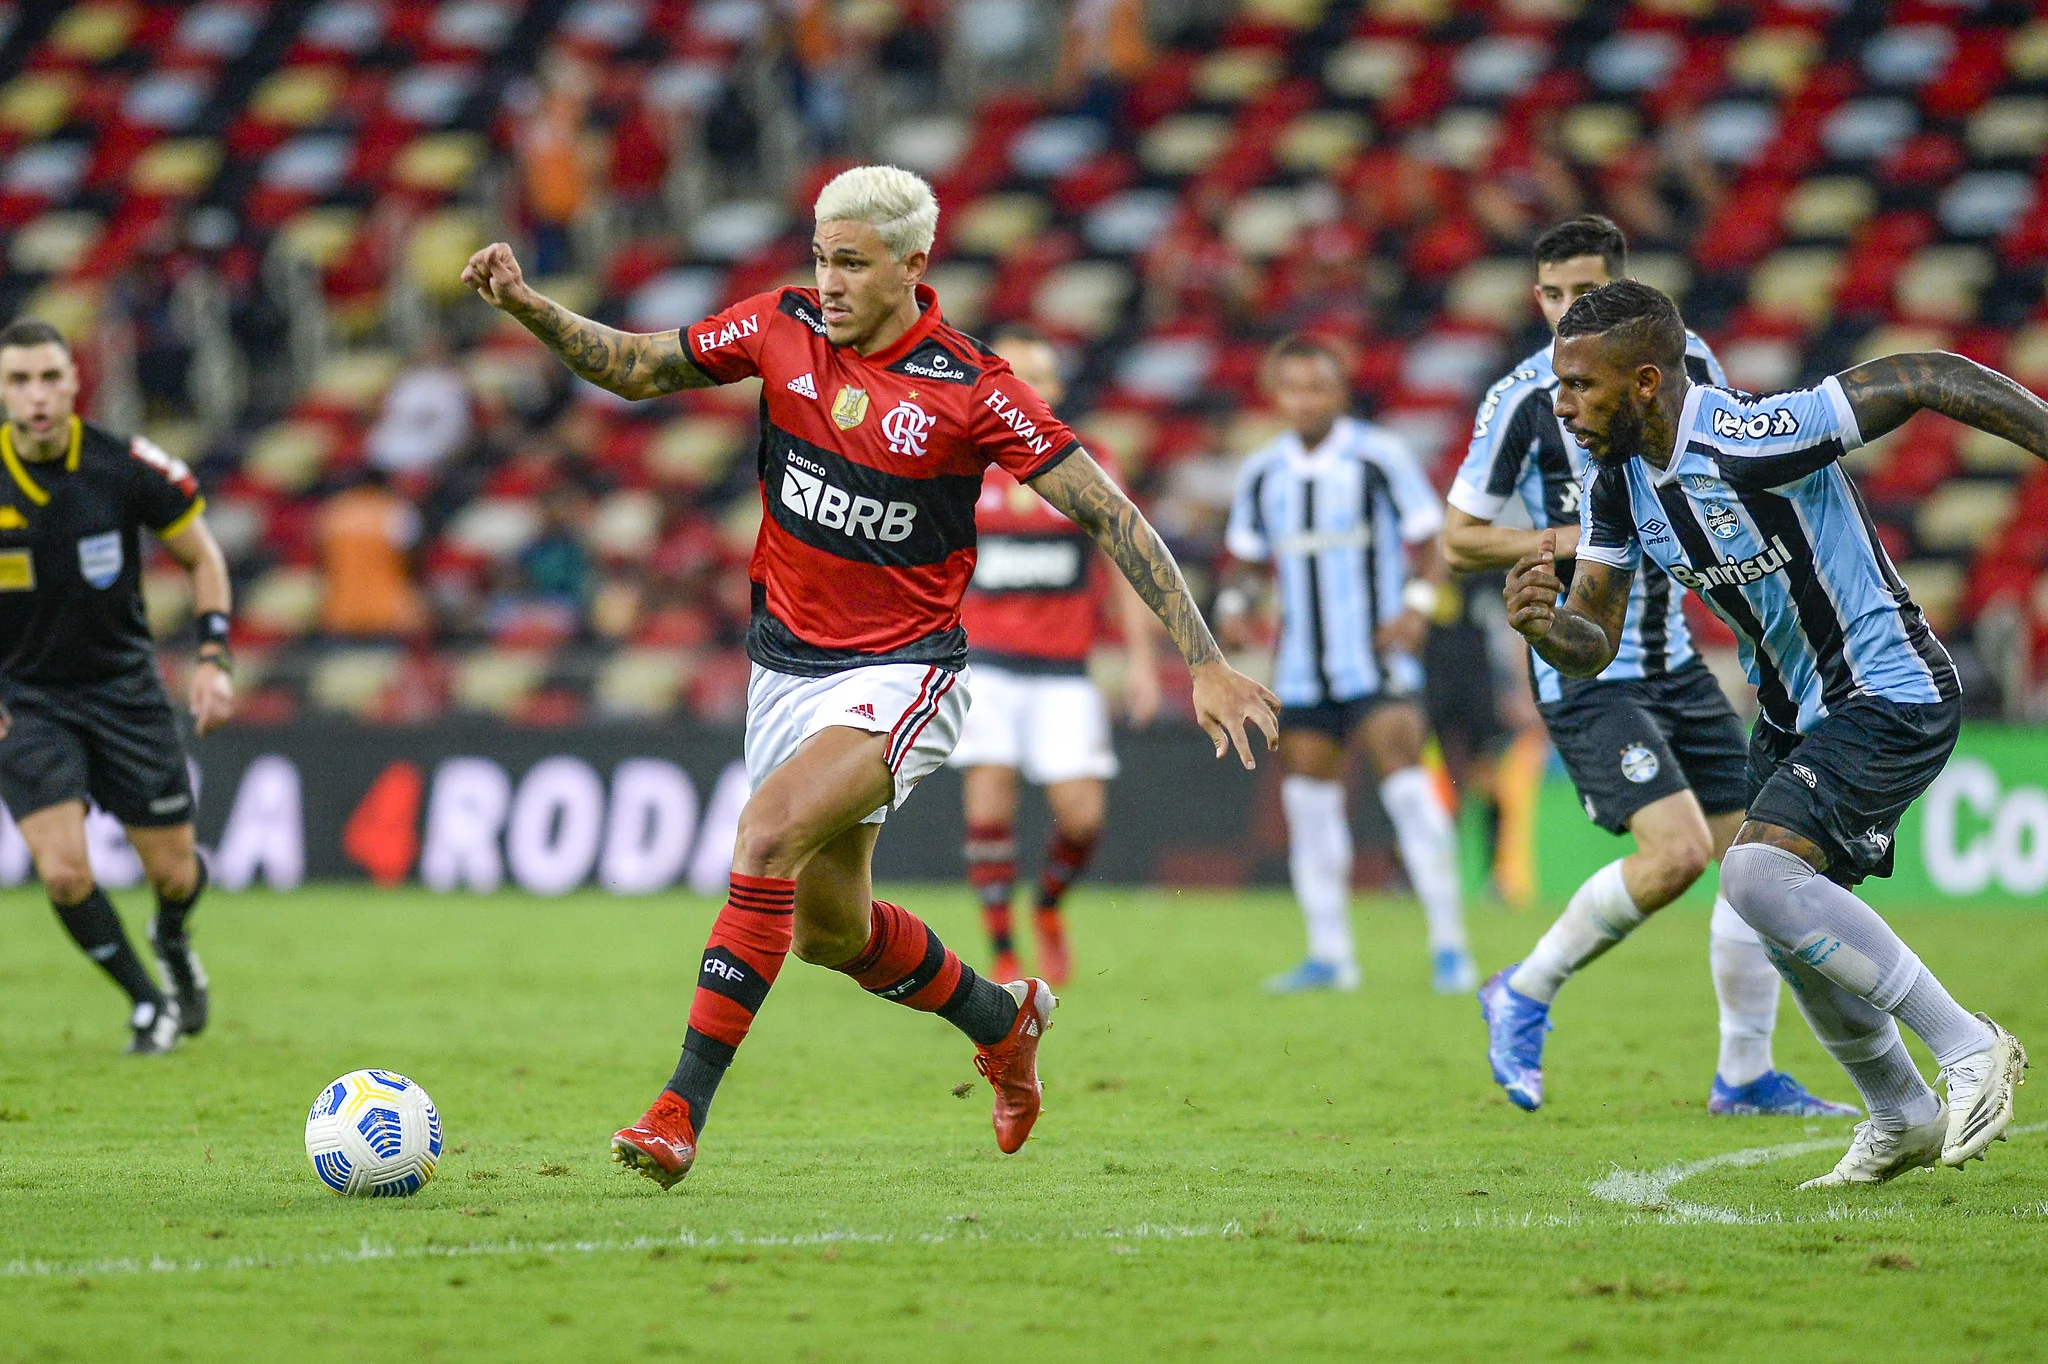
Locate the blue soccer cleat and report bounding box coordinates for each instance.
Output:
[1432,947,1477,995]
[1478,966,1550,1110]
[1709,1070,1861,1118]
[1264,959,1360,994]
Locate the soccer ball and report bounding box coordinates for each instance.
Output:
[304,1069,443,1197]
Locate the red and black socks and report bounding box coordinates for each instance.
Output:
[666,873,795,1133]
[839,900,1020,1046]
[964,821,1017,955]
[1034,830,1098,916]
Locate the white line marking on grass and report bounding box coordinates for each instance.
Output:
[1590,1121,2048,1225]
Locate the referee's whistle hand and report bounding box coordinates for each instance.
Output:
[189,663,235,736]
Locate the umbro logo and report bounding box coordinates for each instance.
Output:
[788,373,818,399]
[1641,519,1667,536]
[848,702,876,721]
[1790,763,1817,789]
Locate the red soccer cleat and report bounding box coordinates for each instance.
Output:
[989,948,1023,984]
[610,1091,697,1190]
[974,978,1057,1154]
[1032,910,1070,988]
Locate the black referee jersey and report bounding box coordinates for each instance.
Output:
[0,415,204,687]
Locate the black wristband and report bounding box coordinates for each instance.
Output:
[197,611,231,647]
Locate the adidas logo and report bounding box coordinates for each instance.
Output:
[788,373,818,398]
[848,702,876,721]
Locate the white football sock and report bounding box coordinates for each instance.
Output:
[1377,767,1466,954]
[1509,858,1644,1004]
[1710,895,1779,1087]
[1281,776,1354,971]
[1761,934,1937,1130]
[1721,843,1993,1064]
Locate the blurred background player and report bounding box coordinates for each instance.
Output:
[464,166,1277,1189]
[1220,335,1473,996]
[952,322,1160,986]
[0,320,235,1054]
[1442,217,1854,1118]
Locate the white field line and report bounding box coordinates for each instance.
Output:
[1589,1120,2048,1226]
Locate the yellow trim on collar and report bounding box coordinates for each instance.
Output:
[0,417,82,505]
[154,496,207,540]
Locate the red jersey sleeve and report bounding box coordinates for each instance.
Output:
[681,290,783,385]
[968,358,1081,481]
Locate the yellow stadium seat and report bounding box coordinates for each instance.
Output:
[1914,482,2011,553]
[8,212,101,275]
[1137,115,1232,177]
[129,139,223,197]
[923,263,991,332]
[1433,108,1502,171]
[249,67,345,127]
[1241,0,1330,29]
[0,73,80,139]
[406,210,485,301]
[445,498,542,560]
[1748,248,1844,327]
[246,421,338,494]
[308,350,403,413]
[1194,48,1283,103]
[50,2,138,62]
[143,567,195,639]
[19,282,100,343]
[243,567,325,638]
[1630,251,1694,304]
[1367,0,1450,24]
[595,649,691,718]
[648,416,748,485]
[1446,258,1535,329]
[1728,28,1821,91]
[277,207,362,270]
[589,490,663,560]
[1225,189,1306,259]
[2002,323,2048,389]
[1781,177,1876,240]
[1325,39,1416,101]
[952,193,1050,256]
[1278,111,1370,174]
[1897,560,1965,635]
[1967,97,2048,160]
[2006,22,2048,81]
[454,651,548,716]
[310,648,403,716]
[1074,412,1158,480]
[1958,427,2038,475]
[1034,261,1134,338]
[1561,105,1641,167]
[1893,245,1994,324]
[392,134,486,192]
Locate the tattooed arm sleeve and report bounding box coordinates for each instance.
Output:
[507,294,714,400]
[1834,352,2048,456]
[1027,448,1225,669]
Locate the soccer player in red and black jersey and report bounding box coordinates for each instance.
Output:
[464,166,1277,1189]
[951,323,1159,986]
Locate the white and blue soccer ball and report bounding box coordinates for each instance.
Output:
[304,1070,443,1197]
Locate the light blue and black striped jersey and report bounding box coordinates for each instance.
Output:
[1449,333,1726,703]
[1577,376,1960,735]
[1226,416,1444,707]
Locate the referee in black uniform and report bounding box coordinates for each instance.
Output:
[0,319,235,1054]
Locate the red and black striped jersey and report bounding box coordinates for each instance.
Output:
[958,468,1104,675]
[685,284,1078,675]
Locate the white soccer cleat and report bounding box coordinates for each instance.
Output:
[1797,1109,1947,1189]
[1940,1014,2028,1168]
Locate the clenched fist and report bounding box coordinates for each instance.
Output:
[1505,528,1567,646]
[461,242,537,314]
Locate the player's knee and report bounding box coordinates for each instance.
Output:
[148,858,200,902]
[1638,830,1711,904]
[731,806,805,879]
[1718,842,1807,937]
[38,859,96,907]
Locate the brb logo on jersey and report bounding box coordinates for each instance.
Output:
[1711,406,1799,440]
[881,400,937,458]
[781,454,917,542]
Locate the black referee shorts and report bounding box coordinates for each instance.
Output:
[1538,661,1749,835]
[0,672,195,827]
[1746,694,1960,888]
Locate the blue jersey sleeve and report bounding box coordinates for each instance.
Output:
[1694,377,1864,491]
[1448,369,1548,522]
[1576,464,1640,572]
[1225,451,1273,562]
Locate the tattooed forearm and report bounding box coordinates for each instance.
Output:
[1028,450,1224,669]
[1835,352,2048,456]
[510,295,711,399]
[1536,561,1631,678]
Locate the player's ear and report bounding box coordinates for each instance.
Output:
[899,248,928,287]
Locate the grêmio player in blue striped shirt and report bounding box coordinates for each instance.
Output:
[1448,218,1843,1122]
[1508,280,2036,1189]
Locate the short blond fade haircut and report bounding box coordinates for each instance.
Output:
[813,165,939,260]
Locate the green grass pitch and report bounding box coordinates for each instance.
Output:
[2,883,2044,1361]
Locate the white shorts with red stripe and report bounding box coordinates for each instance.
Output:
[744,662,969,825]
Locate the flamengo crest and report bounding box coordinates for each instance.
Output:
[881,399,937,457]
